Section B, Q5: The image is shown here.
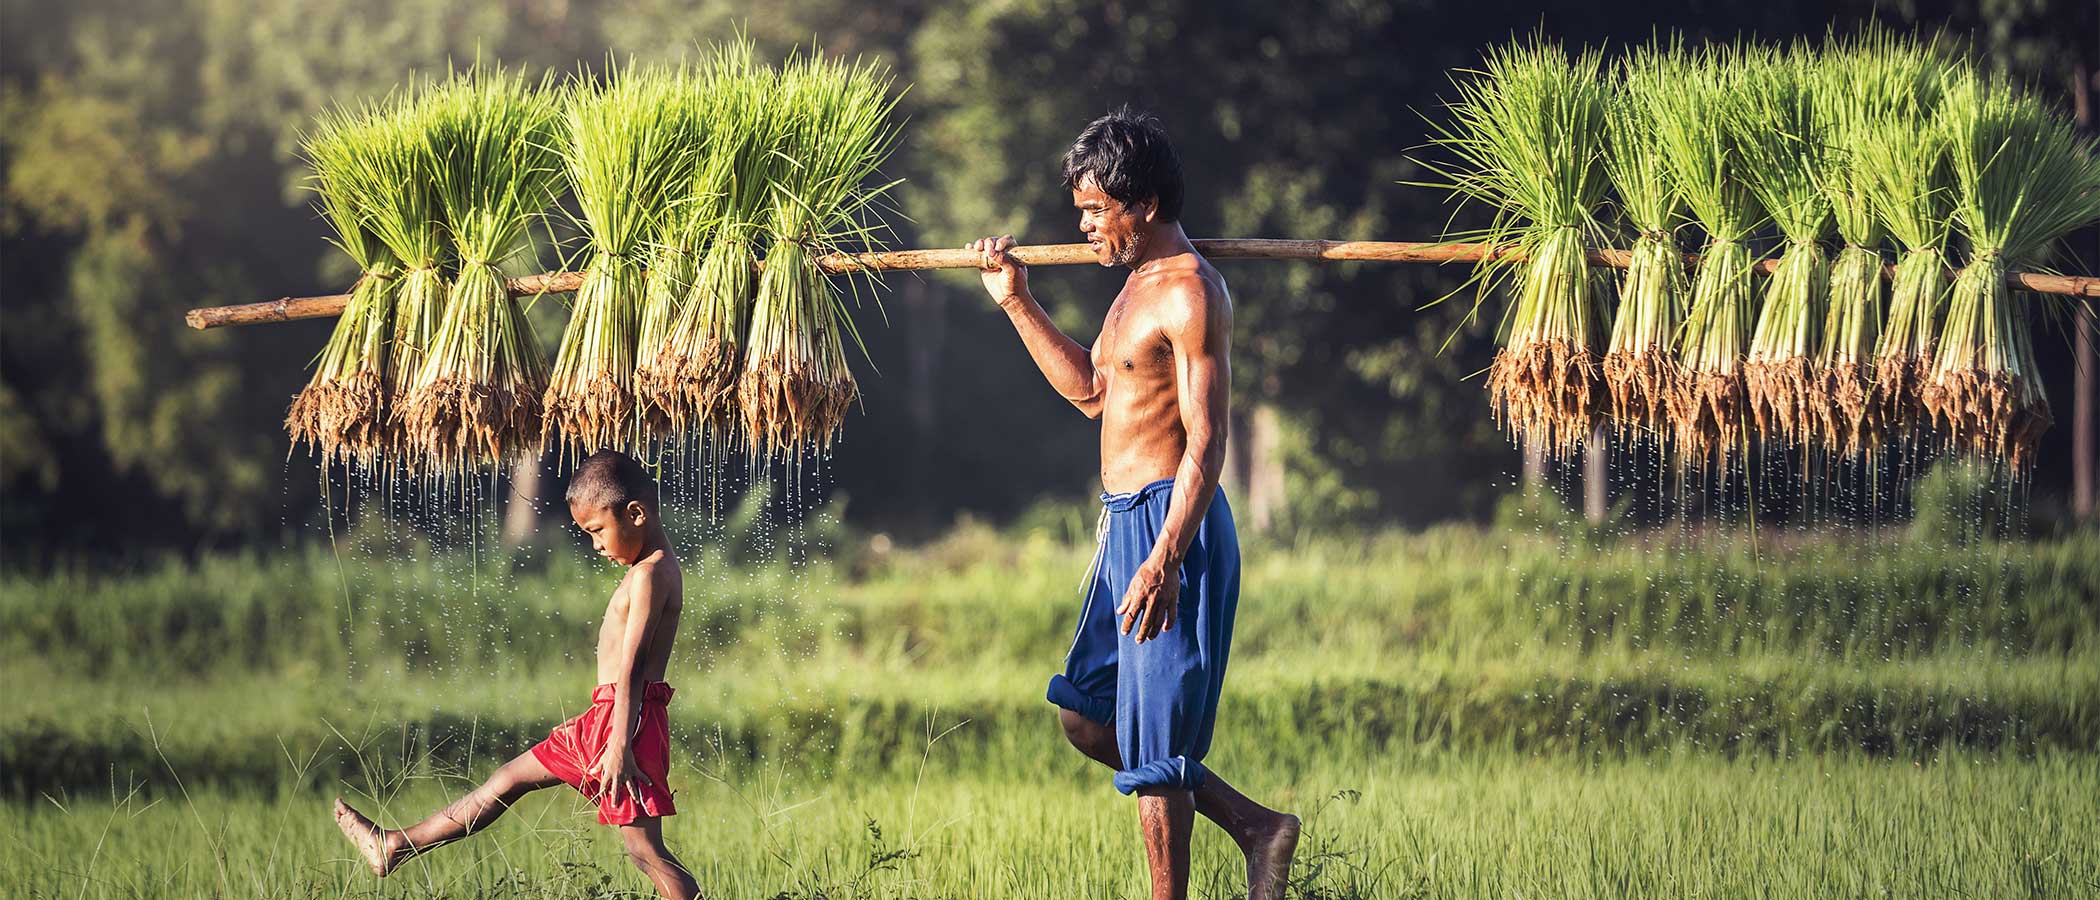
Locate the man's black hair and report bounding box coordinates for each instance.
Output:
[1061,106,1183,222]
[565,450,658,511]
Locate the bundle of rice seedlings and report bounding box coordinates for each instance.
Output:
[1925,70,2100,470]
[1422,38,1613,458]
[285,101,399,468]
[738,50,903,458]
[1652,45,1766,465]
[543,59,700,459]
[1857,49,1956,438]
[1735,46,1834,448]
[1808,38,1909,458]
[396,65,564,478]
[343,84,456,466]
[642,41,779,440]
[1600,47,1688,438]
[630,60,711,439]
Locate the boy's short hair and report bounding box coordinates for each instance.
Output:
[1060,106,1184,222]
[565,450,658,511]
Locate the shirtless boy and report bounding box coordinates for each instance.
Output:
[332,450,699,900]
[966,108,1299,900]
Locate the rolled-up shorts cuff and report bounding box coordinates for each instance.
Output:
[1112,756,1208,794]
[1046,675,1115,727]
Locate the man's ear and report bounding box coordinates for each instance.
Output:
[1137,197,1159,225]
[624,499,650,527]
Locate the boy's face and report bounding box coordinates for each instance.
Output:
[569,499,651,566]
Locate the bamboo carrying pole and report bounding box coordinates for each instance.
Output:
[185,238,2100,329]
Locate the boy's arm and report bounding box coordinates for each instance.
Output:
[593,563,664,804]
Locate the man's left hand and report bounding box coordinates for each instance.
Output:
[1117,559,1179,642]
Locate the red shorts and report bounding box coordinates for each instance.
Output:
[530,682,677,825]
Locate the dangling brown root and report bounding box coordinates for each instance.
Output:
[1486,338,1598,459]
[1667,369,1746,467]
[1921,367,2050,472]
[737,353,857,458]
[286,369,389,467]
[394,378,543,477]
[1603,348,1681,440]
[542,371,633,457]
[1743,357,1819,446]
[1819,361,1878,459]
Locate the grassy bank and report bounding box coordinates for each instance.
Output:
[4,522,2095,897]
[4,524,2096,796]
[7,752,2095,899]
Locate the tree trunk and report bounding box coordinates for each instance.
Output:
[1583,425,1608,525]
[1521,436,1546,493]
[1224,402,1286,533]
[503,453,542,545]
[1247,403,1286,532]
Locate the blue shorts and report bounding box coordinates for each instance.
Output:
[1046,477,1239,794]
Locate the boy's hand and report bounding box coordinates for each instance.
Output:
[588,742,651,806]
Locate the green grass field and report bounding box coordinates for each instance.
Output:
[3,515,2097,897]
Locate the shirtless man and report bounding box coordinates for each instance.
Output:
[331,450,699,900]
[967,108,1299,900]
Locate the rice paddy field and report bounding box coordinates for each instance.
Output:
[4,507,2098,898]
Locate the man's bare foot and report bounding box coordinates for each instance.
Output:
[1244,812,1300,900]
[333,797,399,876]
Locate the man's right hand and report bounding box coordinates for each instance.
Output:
[967,235,1029,307]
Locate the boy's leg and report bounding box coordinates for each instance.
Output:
[1058,709,1299,900]
[618,817,700,900]
[332,748,562,876]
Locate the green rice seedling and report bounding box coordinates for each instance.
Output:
[284,100,399,468]
[1601,46,1688,439]
[1810,35,1918,457]
[1853,41,1955,445]
[738,49,903,458]
[344,83,456,467]
[1736,45,1834,448]
[1653,45,1766,466]
[396,64,564,478]
[1927,70,2100,470]
[1420,38,1613,459]
[629,58,713,441]
[543,59,701,459]
[645,39,781,441]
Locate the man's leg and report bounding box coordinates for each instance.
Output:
[332,748,562,876]
[1137,787,1195,900]
[1059,710,1300,900]
[618,817,701,900]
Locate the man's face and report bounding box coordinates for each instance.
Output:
[569,499,648,566]
[1072,175,1151,268]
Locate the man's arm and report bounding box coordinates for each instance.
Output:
[592,563,664,803]
[1118,276,1232,641]
[969,235,1106,417]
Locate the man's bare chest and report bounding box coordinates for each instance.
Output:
[1094,294,1173,380]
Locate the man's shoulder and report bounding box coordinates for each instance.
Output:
[1136,262,1227,330]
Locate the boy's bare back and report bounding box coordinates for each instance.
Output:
[598,550,683,685]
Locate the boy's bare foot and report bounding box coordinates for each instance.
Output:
[333,797,398,876]
[1244,812,1300,900]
